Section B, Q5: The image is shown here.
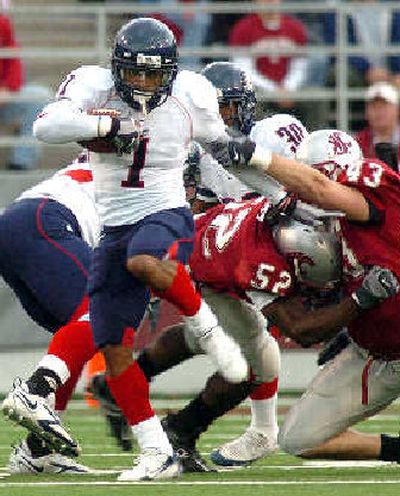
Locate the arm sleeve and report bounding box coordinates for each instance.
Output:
[282,57,309,91]
[199,153,252,200]
[33,66,114,144]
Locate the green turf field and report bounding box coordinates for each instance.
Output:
[1,397,400,496]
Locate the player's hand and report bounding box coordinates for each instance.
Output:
[208,138,256,168]
[106,117,141,156]
[351,266,400,310]
[265,193,297,226]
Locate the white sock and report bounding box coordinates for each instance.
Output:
[182,300,218,339]
[131,415,173,456]
[250,395,279,437]
[36,354,70,385]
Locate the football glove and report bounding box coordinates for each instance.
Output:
[208,138,256,168]
[351,266,400,310]
[106,118,140,156]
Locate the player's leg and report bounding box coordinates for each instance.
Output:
[89,222,181,481]
[126,208,248,384]
[0,199,94,457]
[279,341,400,460]
[202,291,280,465]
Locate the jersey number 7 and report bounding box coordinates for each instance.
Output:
[121,135,149,188]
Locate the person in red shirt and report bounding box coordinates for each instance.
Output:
[0,13,49,170]
[355,82,400,170]
[229,0,308,111]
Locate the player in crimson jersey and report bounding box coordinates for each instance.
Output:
[0,155,99,474]
[223,128,400,461]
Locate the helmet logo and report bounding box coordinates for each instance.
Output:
[328,131,352,156]
[136,54,162,67]
[277,124,305,153]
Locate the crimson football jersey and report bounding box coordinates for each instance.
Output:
[336,158,400,357]
[337,158,400,283]
[190,198,293,299]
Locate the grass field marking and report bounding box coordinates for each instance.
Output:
[2,480,400,487]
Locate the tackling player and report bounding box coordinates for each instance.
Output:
[226,129,400,461]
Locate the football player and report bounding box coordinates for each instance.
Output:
[26,18,249,481]
[0,155,98,473]
[225,129,400,461]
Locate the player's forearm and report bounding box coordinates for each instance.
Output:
[33,101,112,144]
[252,153,369,221]
[264,297,360,346]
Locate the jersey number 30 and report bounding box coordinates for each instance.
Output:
[121,136,149,188]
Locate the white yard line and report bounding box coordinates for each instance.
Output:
[1,480,400,487]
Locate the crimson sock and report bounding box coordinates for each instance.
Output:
[47,321,98,410]
[250,378,279,400]
[156,263,201,317]
[106,361,154,425]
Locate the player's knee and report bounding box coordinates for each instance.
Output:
[259,335,280,382]
[126,254,159,281]
[102,344,133,377]
[278,421,309,456]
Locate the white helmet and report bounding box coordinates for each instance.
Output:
[273,214,342,290]
[250,113,309,159]
[296,129,363,180]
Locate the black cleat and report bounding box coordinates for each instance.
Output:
[88,373,133,452]
[161,415,215,473]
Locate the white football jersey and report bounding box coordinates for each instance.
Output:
[33,66,227,226]
[17,156,100,248]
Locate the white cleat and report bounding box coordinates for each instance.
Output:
[118,448,182,481]
[9,441,90,475]
[198,326,248,384]
[2,378,80,457]
[210,428,278,466]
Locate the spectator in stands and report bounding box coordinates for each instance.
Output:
[324,1,400,88]
[0,11,49,170]
[228,0,309,113]
[355,82,400,168]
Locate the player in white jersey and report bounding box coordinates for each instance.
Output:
[0,154,100,473]
[30,18,248,481]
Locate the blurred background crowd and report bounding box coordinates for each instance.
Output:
[0,0,400,171]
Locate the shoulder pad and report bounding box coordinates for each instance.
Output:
[172,70,219,113]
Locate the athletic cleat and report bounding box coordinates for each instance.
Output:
[198,326,248,384]
[88,373,133,451]
[118,448,182,481]
[9,440,90,475]
[1,378,80,457]
[210,428,278,466]
[161,416,214,473]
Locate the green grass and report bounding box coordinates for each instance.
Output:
[1,398,400,496]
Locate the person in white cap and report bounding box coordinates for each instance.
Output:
[355,82,400,168]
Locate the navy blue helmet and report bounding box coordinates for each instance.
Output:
[201,62,256,135]
[112,18,178,111]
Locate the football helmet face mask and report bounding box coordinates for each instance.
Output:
[296,129,363,180]
[273,215,342,290]
[112,18,178,111]
[201,62,256,135]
